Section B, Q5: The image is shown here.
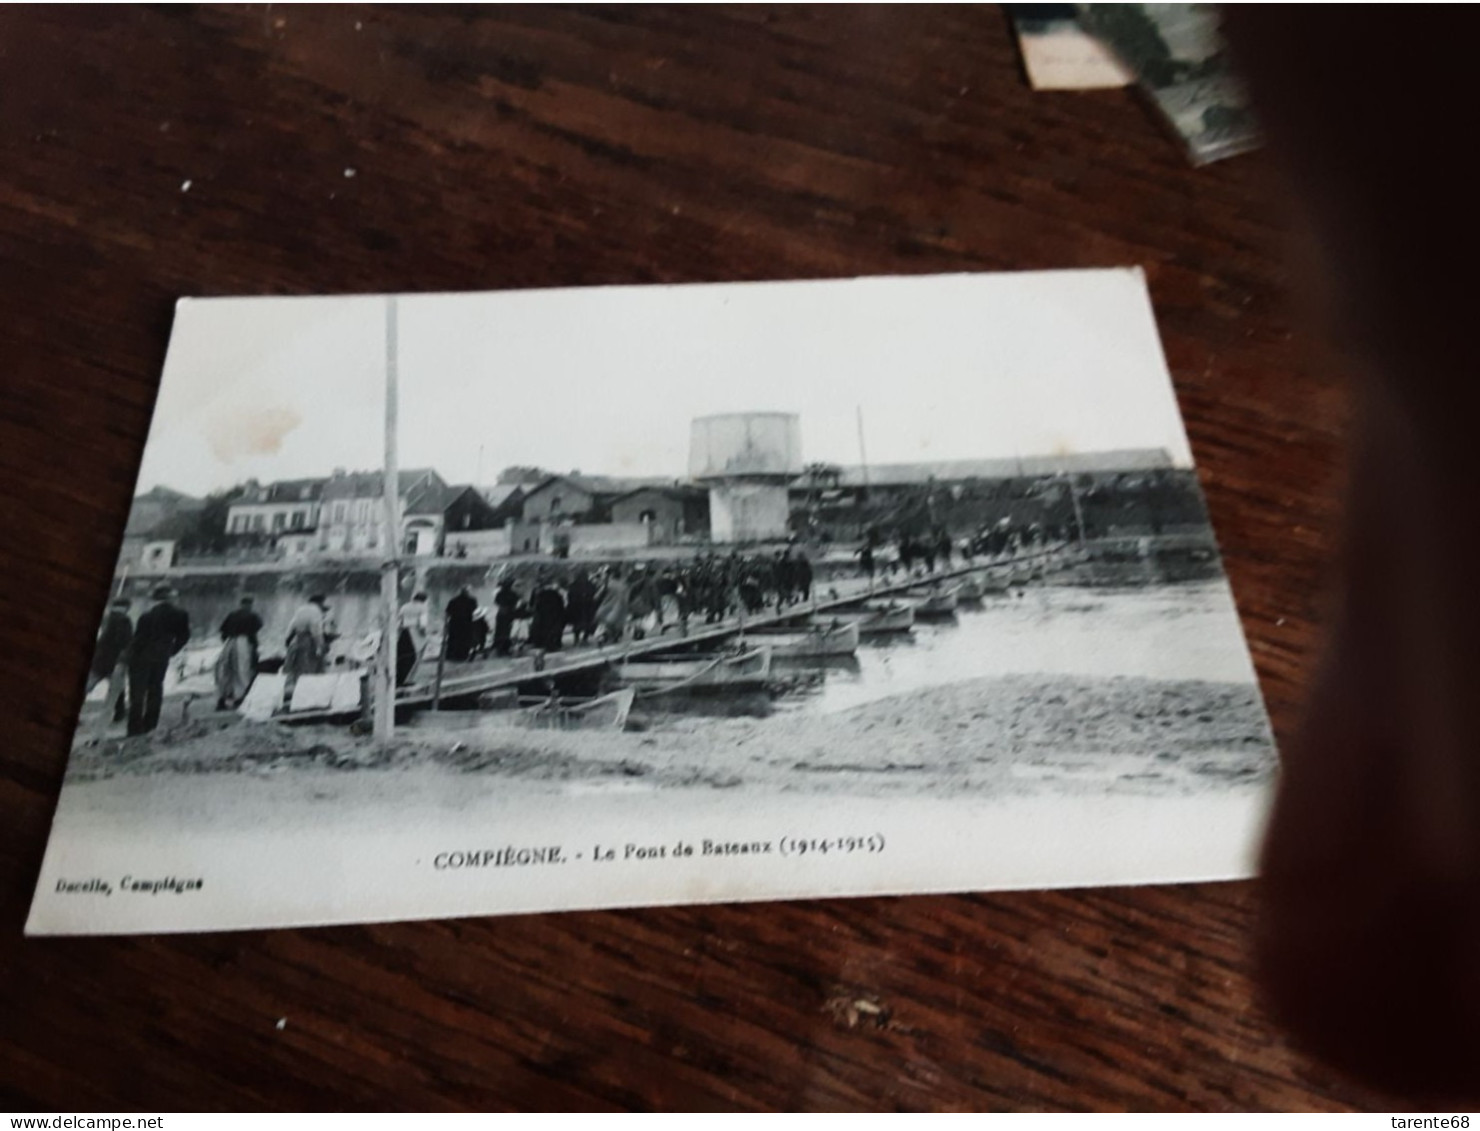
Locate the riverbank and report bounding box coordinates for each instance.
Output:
[64,671,1274,803]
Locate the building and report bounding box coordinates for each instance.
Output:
[787,448,1186,540]
[519,474,597,523]
[399,474,454,557]
[436,486,505,556]
[318,468,448,557]
[477,484,527,526]
[441,526,513,560]
[116,486,202,574]
[609,485,710,544]
[138,540,178,571]
[822,448,1175,497]
[795,448,1174,509]
[225,478,324,539]
[316,469,504,557]
[689,413,802,542]
[124,485,200,538]
[519,473,673,524]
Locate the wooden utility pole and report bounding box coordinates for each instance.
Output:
[431,617,448,711]
[375,295,400,745]
[1066,472,1087,551]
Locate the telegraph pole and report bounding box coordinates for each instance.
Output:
[375,295,401,744]
[1066,472,1087,551]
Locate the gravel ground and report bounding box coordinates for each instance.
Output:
[64,672,1274,801]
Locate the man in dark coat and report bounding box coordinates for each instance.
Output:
[795,551,813,602]
[444,586,478,662]
[127,584,190,736]
[566,569,598,644]
[87,598,133,729]
[773,550,793,609]
[493,578,519,657]
[529,573,566,652]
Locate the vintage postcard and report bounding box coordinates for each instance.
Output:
[1077,4,1260,165]
[28,269,1276,936]
[1009,5,1134,91]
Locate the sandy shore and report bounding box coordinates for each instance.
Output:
[64,672,1274,802]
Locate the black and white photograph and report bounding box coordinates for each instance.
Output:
[27,267,1276,935]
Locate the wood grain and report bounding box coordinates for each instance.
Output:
[0,5,1379,1111]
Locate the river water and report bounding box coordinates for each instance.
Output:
[773,579,1260,718]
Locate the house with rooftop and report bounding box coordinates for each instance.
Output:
[316,469,503,558]
[519,473,676,524]
[609,484,710,544]
[318,469,437,557]
[116,486,202,574]
[792,449,1177,510]
[477,483,528,526]
[225,477,326,559]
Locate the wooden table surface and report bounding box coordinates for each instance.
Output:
[0,5,1378,1111]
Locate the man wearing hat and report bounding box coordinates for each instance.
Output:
[126,584,191,737]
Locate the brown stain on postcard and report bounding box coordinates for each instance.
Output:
[208,406,302,463]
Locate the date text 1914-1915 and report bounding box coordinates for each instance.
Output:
[591,835,888,862]
[779,834,886,857]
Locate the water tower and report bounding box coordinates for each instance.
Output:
[689,413,802,543]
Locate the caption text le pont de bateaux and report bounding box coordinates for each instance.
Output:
[431,834,887,871]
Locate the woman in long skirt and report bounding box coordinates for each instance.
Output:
[595,569,630,645]
[214,634,255,710]
[214,596,263,710]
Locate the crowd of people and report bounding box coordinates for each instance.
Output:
[399,521,1071,680]
[88,523,1064,725]
[88,586,324,736]
[396,547,818,680]
[966,519,1066,558]
[853,519,1068,581]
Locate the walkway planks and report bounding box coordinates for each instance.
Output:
[278,546,1081,722]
